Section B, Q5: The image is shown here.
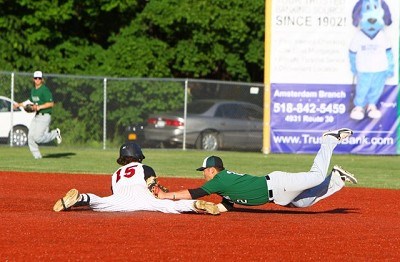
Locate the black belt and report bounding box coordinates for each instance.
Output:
[266,175,274,202]
[36,112,51,115]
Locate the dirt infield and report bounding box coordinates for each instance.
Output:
[1,171,399,261]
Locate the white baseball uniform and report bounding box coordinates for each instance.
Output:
[289,170,345,208]
[267,135,339,206]
[82,162,198,214]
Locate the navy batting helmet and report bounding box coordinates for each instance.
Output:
[117,142,145,165]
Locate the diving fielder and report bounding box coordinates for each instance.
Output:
[157,128,358,212]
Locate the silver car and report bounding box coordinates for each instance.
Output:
[144,100,263,151]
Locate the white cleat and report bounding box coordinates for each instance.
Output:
[323,128,353,141]
[333,165,358,184]
[53,189,80,212]
[56,128,62,144]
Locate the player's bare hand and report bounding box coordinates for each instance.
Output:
[155,190,167,199]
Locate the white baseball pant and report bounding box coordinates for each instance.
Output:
[28,114,58,158]
[266,135,339,206]
[85,185,198,214]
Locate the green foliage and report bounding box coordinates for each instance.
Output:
[106,79,185,139]
[49,77,105,142]
[52,102,93,145]
[0,0,265,82]
[0,0,266,145]
[123,0,265,80]
[103,36,173,77]
[0,74,11,96]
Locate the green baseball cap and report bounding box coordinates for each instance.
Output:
[196,156,224,171]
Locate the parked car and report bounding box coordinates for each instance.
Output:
[125,122,146,147]
[0,96,35,146]
[144,99,263,151]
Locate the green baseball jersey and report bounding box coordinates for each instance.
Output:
[201,169,269,206]
[30,84,53,114]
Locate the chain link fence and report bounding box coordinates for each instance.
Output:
[0,71,264,150]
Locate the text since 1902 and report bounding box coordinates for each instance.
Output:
[275,16,347,27]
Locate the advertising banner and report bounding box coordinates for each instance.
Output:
[268,0,399,154]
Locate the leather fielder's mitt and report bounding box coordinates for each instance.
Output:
[146,176,169,197]
[24,104,35,113]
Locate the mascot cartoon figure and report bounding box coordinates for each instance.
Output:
[349,0,394,120]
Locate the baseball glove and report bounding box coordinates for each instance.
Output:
[24,104,35,113]
[146,176,169,197]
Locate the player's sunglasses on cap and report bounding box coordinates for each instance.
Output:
[196,156,224,171]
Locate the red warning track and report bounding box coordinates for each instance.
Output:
[1,171,399,260]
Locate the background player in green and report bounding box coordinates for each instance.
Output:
[14,71,62,159]
[156,128,358,212]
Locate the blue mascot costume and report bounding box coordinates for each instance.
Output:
[349,0,394,120]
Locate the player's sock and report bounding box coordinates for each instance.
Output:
[74,194,90,207]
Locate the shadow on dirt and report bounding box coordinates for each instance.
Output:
[232,207,360,214]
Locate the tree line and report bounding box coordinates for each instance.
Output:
[0,0,265,83]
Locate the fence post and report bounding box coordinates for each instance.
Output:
[183,79,188,150]
[103,78,107,150]
[10,72,15,147]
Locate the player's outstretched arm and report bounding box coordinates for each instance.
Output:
[157,189,192,200]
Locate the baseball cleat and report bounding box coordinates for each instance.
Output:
[323,128,353,141]
[333,165,358,184]
[56,128,62,144]
[194,200,220,215]
[53,189,80,212]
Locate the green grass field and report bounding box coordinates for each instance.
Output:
[0,145,399,189]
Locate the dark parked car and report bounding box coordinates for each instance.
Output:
[144,100,263,151]
[125,122,146,147]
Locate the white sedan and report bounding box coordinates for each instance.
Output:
[0,96,35,146]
